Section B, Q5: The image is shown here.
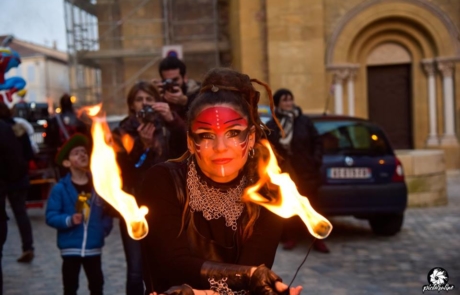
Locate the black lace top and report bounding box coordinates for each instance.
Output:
[138,160,283,293]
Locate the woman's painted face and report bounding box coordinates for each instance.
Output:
[278,94,294,111]
[132,90,155,113]
[188,104,255,183]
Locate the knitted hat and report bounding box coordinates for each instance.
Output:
[273,88,294,107]
[55,133,89,166]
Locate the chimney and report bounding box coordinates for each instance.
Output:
[52,40,57,50]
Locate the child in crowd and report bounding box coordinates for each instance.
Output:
[46,133,113,295]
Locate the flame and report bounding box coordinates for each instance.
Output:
[121,134,135,154]
[78,103,102,118]
[81,105,149,240]
[243,140,332,239]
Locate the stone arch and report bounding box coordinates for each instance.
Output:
[352,35,427,148]
[367,43,412,65]
[325,0,460,150]
[327,0,459,65]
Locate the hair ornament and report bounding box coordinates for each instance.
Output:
[200,84,239,94]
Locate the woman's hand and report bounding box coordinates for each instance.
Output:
[152,102,174,122]
[137,123,156,149]
[275,282,303,295]
[161,284,194,295]
[250,264,284,295]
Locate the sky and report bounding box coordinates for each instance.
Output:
[0,0,67,51]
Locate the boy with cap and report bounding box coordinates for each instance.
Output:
[46,133,113,295]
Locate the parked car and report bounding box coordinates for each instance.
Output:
[309,114,407,236]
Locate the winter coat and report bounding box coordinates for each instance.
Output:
[112,114,187,196]
[45,112,89,149]
[13,117,39,154]
[266,107,323,196]
[0,118,33,192]
[0,120,28,221]
[45,173,113,256]
[172,79,201,121]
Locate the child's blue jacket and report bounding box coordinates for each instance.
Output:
[46,173,113,256]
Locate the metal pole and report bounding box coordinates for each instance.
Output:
[65,1,80,101]
[163,0,170,45]
[212,0,220,67]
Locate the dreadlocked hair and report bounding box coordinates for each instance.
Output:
[184,68,283,242]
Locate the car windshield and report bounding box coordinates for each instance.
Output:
[313,120,393,156]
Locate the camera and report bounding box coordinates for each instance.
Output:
[162,79,179,93]
[136,104,161,125]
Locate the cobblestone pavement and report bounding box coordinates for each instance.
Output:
[3,175,460,295]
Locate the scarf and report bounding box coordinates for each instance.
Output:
[276,107,300,153]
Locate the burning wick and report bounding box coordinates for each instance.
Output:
[81,104,149,240]
[243,140,332,239]
[244,140,333,288]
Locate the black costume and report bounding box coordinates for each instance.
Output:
[139,159,283,293]
[266,107,322,198]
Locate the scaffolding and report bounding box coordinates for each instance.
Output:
[63,0,228,114]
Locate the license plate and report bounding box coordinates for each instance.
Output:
[328,168,371,179]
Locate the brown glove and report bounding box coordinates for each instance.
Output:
[249,264,283,295]
[200,262,283,295]
[200,261,252,290]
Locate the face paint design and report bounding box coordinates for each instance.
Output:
[190,106,249,159]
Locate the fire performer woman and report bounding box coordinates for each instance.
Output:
[139,68,303,295]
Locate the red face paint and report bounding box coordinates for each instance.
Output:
[189,106,254,182]
[192,106,248,134]
[190,106,249,159]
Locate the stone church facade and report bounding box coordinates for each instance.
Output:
[228,0,460,169]
[84,0,460,168]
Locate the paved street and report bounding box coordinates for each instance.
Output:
[3,175,460,295]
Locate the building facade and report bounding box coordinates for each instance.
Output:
[1,36,70,106]
[229,0,460,169]
[66,0,460,168]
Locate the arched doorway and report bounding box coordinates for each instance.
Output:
[326,0,458,150]
[366,43,413,149]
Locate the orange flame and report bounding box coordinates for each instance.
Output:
[121,134,135,154]
[243,140,332,239]
[77,103,102,118]
[81,105,149,240]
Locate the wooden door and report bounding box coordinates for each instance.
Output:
[367,64,412,149]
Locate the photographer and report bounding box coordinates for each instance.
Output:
[112,81,186,295]
[152,56,200,120]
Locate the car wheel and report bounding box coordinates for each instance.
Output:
[369,213,404,236]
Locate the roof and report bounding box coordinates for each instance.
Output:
[307,113,369,122]
[0,35,68,63]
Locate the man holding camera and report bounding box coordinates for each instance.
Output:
[153,56,201,120]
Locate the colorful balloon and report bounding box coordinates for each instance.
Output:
[0,36,27,103]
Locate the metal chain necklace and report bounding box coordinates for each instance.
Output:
[187,160,247,231]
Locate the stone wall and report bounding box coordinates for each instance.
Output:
[396,149,448,207]
[265,0,327,112]
[94,0,229,115]
[323,0,460,47]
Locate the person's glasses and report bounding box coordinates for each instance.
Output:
[190,128,250,147]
